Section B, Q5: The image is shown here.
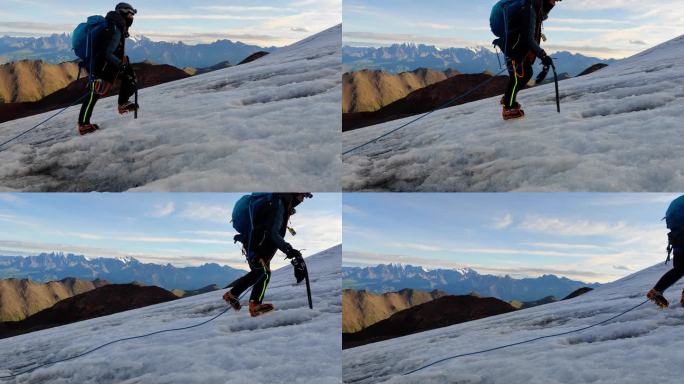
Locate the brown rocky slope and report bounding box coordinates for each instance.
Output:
[0,61,191,124]
[343,72,509,131]
[0,283,178,339]
[0,60,80,104]
[343,68,461,114]
[343,288,448,333]
[0,277,109,322]
[343,295,517,349]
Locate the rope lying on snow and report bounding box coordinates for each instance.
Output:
[0,275,306,379]
[342,68,508,157]
[403,299,650,376]
[0,93,88,152]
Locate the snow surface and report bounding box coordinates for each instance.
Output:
[342,35,684,192]
[0,245,342,384]
[343,261,684,384]
[0,25,341,192]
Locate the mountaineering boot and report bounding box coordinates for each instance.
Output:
[502,105,525,120]
[647,289,669,308]
[222,291,241,311]
[118,101,139,115]
[78,123,99,135]
[500,97,522,109]
[249,301,275,317]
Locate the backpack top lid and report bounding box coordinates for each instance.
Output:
[231,193,276,235]
[490,0,529,38]
[71,15,107,61]
[666,195,684,230]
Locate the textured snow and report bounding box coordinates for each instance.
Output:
[0,245,341,384]
[0,25,341,192]
[343,261,684,384]
[343,35,684,192]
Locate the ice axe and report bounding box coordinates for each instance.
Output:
[291,254,313,309]
[535,61,560,114]
[551,61,560,113]
[303,261,313,309]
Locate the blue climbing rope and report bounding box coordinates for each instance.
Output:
[0,93,89,152]
[342,68,508,157]
[402,298,650,376]
[0,274,280,380]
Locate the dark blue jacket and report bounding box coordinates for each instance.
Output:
[92,11,127,81]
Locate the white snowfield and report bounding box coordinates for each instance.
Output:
[343,35,684,192]
[343,262,684,384]
[0,25,341,192]
[0,245,342,384]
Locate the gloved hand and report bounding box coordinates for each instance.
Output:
[291,255,306,283]
[285,247,302,260]
[539,52,553,67]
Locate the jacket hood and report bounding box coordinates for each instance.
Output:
[105,11,129,38]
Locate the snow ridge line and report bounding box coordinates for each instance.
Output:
[401,298,650,376]
[0,93,88,152]
[342,68,507,157]
[0,274,291,380]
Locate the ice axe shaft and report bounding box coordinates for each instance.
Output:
[134,88,138,119]
[303,262,313,309]
[551,62,560,113]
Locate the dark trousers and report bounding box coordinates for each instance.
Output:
[78,75,136,125]
[503,56,533,108]
[230,259,272,304]
[654,249,684,293]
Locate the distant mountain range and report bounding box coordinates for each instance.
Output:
[343,43,617,77]
[342,264,600,302]
[0,253,245,291]
[0,34,276,68]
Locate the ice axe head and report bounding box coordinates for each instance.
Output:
[536,65,550,84]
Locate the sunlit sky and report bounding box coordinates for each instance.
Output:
[0,0,341,46]
[343,0,684,59]
[0,193,341,271]
[344,193,681,283]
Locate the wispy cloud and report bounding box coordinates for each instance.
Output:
[519,215,631,237]
[179,202,232,223]
[493,213,513,229]
[148,202,176,218]
[343,204,366,216]
[389,242,444,252]
[0,194,23,204]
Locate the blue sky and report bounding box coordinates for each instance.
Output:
[344,193,681,283]
[0,0,341,46]
[0,193,341,271]
[343,0,684,59]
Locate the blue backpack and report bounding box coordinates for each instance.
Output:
[232,193,277,257]
[490,0,528,38]
[72,16,108,73]
[666,195,684,232]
